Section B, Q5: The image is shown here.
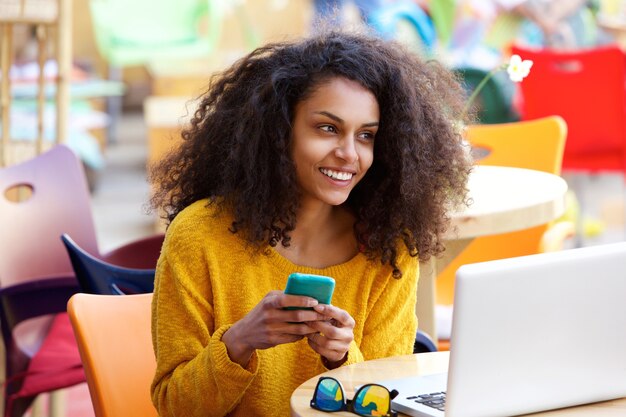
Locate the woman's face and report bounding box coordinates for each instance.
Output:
[291,77,379,208]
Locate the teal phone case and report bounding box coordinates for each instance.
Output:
[284,273,335,309]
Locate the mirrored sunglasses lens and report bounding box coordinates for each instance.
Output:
[315,378,344,411]
[353,385,390,416]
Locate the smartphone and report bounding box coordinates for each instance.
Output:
[284,273,335,310]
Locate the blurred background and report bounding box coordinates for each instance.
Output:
[4,0,626,250]
[2,0,626,415]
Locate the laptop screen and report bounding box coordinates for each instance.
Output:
[445,242,626,417]
[380,242,626,417]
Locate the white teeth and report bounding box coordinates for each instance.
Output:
[320,168,354,181]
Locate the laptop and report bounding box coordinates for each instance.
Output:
[378,242,626,417]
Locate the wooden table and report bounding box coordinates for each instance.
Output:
[416,166,568,340]
[143,96,194,168]
[291,352,626,417]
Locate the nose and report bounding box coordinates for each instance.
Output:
[334,135,359,163]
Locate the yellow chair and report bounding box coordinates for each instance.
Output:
[437,116,573,349]
[67,293,157,417]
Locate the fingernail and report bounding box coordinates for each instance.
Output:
[308,298,319,307]
[313,304,325,312]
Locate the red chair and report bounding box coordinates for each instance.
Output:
[0,145,163,417]
[511,45,626,175]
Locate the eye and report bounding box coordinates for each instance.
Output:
[319,124,337,134]
[358,131,376,141]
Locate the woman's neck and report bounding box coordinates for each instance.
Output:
[275,202,358,268]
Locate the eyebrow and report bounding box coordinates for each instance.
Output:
[314,111,379,128]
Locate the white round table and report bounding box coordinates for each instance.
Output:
[416,165,568,339]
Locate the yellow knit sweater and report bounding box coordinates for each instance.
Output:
[151,199,419,417]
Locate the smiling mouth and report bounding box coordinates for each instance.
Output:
[320,168,354,181]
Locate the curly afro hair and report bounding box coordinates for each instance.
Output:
[149,30,472,277]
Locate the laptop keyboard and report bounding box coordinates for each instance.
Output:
[406,392,446,412]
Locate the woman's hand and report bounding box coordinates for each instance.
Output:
[222,290,326,367]
[306,304,355,369]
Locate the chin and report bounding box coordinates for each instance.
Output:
[322,195,350,206]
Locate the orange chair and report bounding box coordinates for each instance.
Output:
[511,45,626,176]
[67,293,157,417]
[436,116,572,350]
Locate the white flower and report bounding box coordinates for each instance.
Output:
[506,54,533,83]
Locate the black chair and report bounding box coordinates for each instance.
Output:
[414,330,438,353]
[61,234,157,295]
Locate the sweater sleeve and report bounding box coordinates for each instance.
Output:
[358,256,419,360]
[322,255,419,371]
[150,229,259,417]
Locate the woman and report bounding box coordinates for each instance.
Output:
[149,30,470,417]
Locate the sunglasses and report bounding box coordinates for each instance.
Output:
[310,376,399,417]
